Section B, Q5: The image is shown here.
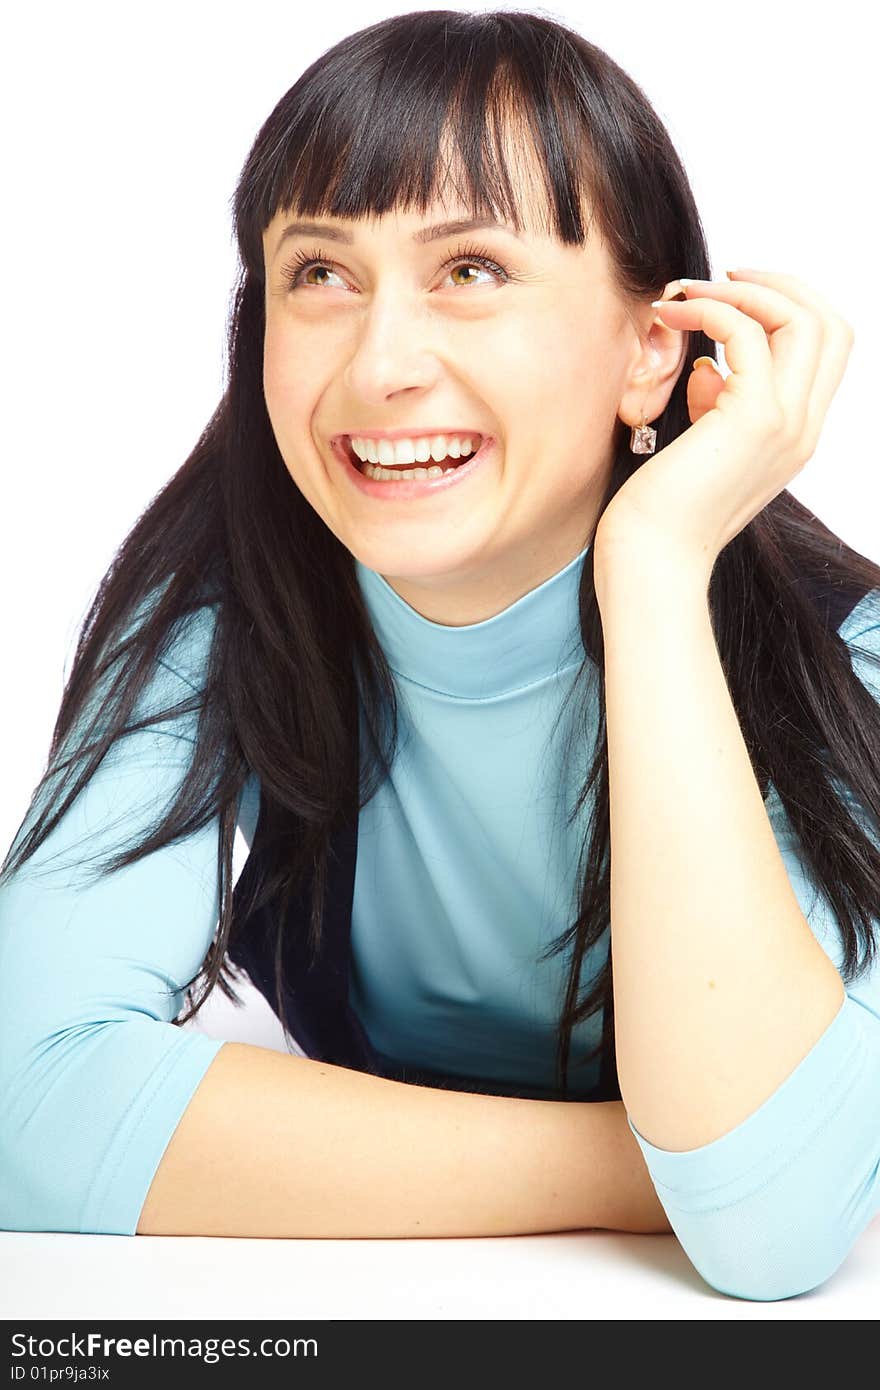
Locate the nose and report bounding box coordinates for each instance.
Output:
[342,288,442,405]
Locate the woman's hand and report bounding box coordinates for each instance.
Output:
[595,269,855,581]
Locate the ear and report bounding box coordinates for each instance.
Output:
[618,313,689,430]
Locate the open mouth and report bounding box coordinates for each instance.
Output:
[341,436,482,477]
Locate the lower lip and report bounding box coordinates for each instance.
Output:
[332,436,496,500]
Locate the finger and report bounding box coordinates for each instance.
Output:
[680,277,810,330]
[682,280,824,435]
[653,294,818,442]
[686,357,726,424]
[725,268,848,327]
[725,270,856,455]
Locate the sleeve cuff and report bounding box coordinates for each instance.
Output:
[81,1030,226,1235]
[626,993,868,1213]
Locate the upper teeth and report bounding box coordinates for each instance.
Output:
[348,433,481,467]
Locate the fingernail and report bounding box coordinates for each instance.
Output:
[693,356,722,375]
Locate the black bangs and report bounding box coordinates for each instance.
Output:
[233,9,606,278]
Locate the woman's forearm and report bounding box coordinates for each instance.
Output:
[137,1042,670,1237]
[576,1099,673,1233]
[594,538,845,1152]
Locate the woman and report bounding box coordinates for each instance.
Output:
[1,9,878,1302]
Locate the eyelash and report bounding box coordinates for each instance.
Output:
[278,240,513,292]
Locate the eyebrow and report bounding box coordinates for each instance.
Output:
[272,216,524,261]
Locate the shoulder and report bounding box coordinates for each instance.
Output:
[139,595,262,846]
[838,585,880,640]
[111,589,263,846]
[112,593,221,738]
[139,591,220,696]
[153,604,220,711]
[50,591,222,771]
[837,586,880,705]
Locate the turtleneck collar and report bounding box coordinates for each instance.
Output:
[354,541,592,699]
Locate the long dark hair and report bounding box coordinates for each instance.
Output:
[4,8,880,1101]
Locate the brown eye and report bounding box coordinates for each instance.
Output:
[437,243,509,287]
[445,261,497,287]
[279,247,345,292]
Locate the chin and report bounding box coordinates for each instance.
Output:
[348,528,497,580]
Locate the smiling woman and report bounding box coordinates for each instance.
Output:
[256,125,668,623]
[1,7,880,1304]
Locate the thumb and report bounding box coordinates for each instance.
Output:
[687,356,725,423]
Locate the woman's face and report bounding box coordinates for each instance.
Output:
[261,185,685,625]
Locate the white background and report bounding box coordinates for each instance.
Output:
[1,0,877,1318]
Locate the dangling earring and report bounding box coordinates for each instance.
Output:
[630,408,657,455]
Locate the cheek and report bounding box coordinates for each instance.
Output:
[262,331,315,443]
[262,323,293,408]
[525,310,621,441]
[512,341,617,502]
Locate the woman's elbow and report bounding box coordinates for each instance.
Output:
[674,1216,849,1302]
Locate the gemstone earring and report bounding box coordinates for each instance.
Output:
[630,409,657,455]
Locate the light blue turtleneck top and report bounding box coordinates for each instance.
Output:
[1,542,879,1303]
[348,547,603,1095]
